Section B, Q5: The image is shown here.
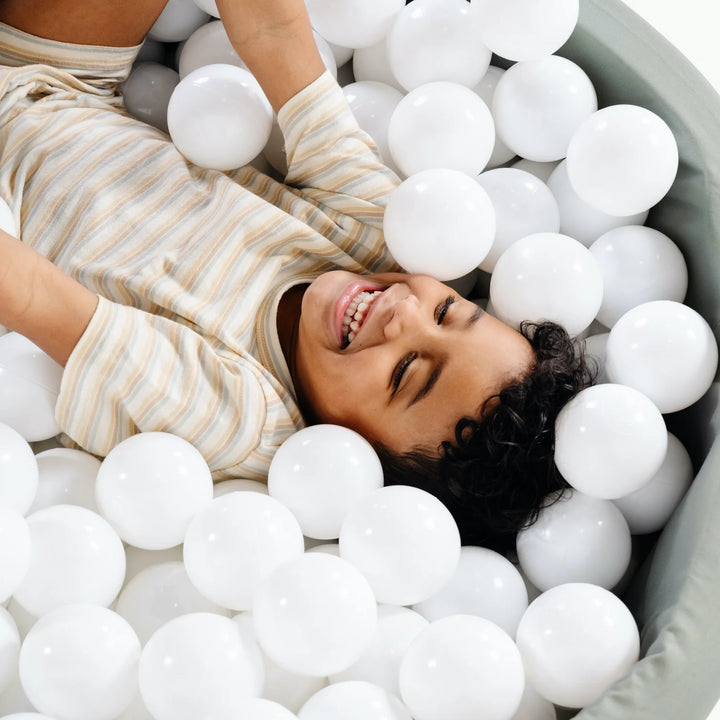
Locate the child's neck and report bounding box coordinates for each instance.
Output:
[276,283,308,386]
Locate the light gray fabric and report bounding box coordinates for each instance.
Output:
[559,1,720,718]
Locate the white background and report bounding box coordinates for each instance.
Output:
[616,2,720,719]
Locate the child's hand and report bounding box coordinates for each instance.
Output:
[215,0,326,112]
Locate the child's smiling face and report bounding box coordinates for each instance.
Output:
[291,271,535,454]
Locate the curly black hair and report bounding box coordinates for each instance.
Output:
[374,321,595,553]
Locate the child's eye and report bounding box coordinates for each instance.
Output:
[391,351,418,394]
[434,296,456,325]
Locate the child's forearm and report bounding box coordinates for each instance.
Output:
[215,0,326,113]
[0,230,97,366]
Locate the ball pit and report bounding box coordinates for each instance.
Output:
[1,1,719,719]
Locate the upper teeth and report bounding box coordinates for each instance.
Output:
[343,290,383,346]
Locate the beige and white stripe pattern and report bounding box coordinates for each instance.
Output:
[0,24,400,480]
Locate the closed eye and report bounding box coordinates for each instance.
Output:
[434,296,456,324]
[390,351,417,395]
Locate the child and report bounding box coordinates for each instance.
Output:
[0,0,590,550]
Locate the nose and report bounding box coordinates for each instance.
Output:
[383,294,423,341]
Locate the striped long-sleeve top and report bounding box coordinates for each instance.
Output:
[0,24,401,480]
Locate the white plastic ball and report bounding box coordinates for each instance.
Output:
[613,432,694,534]
[0,673,35,716]
[192,0,219,18]
[492,56,597,162]
[413,546,529,639]
[343,81,404,174]
[124,544,184,585]
[123,62,179,134]
[0,606,20,694]
[605,301,719,413]
[232,613,327,713]
[329,605,428,697]
[299,680,411,720]
[399,614,525,720]
[512,158,559,184]
[489,232,603,336]
[0,333,62,442]
[590,226,688,327]
[138,613,263,720]
[471,0,579,62]
[388,81,495,177]
[353,39,405,93]
[339,485,461,606]
[582,332,610,383]
[516,583,639,708]
[305,0,404,49]
[252,552,377,677]
[178,20,246,79]
[328,42,354,68]
[14,504,126,617]
[0,196,17,236]
[555,383,668,499]
[268,425,383,540]
[566,104,679,216]
[213,477,269,496]
[19,604,141,720]
[183,491,304,610]
[95,431,214,550]
[0,503,31,603]
[236,698,299,720]
[387,0,491,92]
[472,66,518,169]
[516,490,631,591]
[511,682,557,720]
[147,0,209,42]
[116,561,229,644]
[28,448,100,514]
[383,169,495,281]
[475,168,560,272]
[167,64,273,171]
[546,160,648,247]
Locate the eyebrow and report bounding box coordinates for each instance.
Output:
[407,304,485,408]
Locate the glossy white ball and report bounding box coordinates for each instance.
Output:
[148,0,209,42]
[178,20,246,79]
[253,553,377,677]
[606,301,719,413]
[299,680,411,720]
[353,39,405,93]
[489,232,603,336]
[546,160,648,247]
[388,81,494,177]
[0,606,20,695]
[183,491,304,610]
[475,168,560,272]
[555,383,668,499]
[517,490,631,592]
[339,485,461,606]
[471,0,579,61]
[0,422,38,514]
[167,64,273,171]
[0,504,31,603]
[590,226,688,326]
[305,0,405,49]
[472,66,517,169]
[29,448,100,514]
[0,333,62,442]
[492,55,597,162]
[516,583,639,708]
[566,104,679,215]
[96,431,213,550]
[192,0,219,18]
[383,169,495,280]
[268,425,383,540]
[0,196,17,236]
[139,613,263,720]
[399,614,525,720]
[123,62,179,134]
[115,561,229,645]
[14,505,126,617]
[329,605,429,697]
[19,604,141,720]
[387,0,491,92]
[413,546,528,639]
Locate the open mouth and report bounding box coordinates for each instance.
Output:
[341,288,385,348]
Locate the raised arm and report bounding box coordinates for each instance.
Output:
[215,0,326,113]
[0,229,97,366]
